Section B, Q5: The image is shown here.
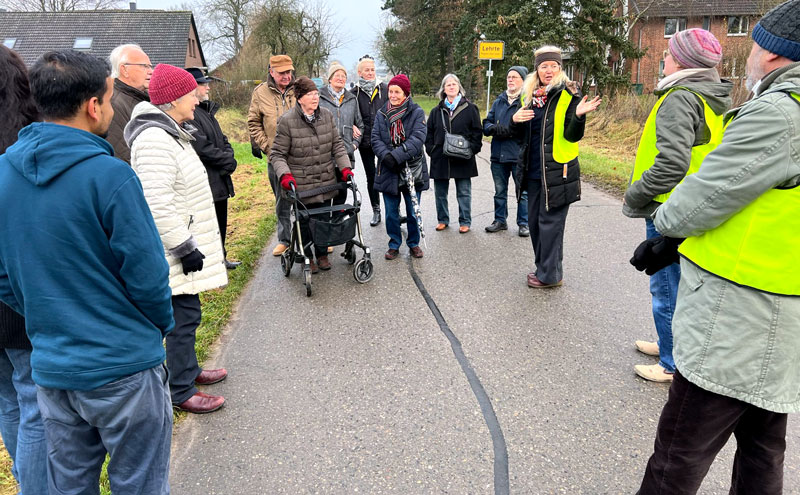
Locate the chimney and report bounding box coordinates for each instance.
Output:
[129,0,136,11]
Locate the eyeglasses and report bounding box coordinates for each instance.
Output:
[123,63,153,70]
[358,54,374,62]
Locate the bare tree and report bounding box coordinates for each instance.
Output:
[201,0,256,61]
[3,0,120,10]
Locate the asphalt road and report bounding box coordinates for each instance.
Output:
[170,147,800,494]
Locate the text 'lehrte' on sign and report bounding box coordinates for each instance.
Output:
[478,41,505,60]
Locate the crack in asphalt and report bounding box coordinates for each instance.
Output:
[406,258,510,495]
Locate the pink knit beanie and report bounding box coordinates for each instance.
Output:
[668,29,722,68]
[148,64,198,105]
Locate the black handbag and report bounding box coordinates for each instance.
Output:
[440,109,473,160]
[401,143,425,184]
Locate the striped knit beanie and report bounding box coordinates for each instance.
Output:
[148,64,197,105]
[752,0,800,61]
[668,29,722,69]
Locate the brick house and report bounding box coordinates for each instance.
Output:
[0,3,205,69]
[627,0,777,93]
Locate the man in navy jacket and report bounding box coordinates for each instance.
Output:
[0,50,174,494]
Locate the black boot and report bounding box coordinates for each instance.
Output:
[370,208,381,226]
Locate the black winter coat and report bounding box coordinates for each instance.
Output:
[351,82,389,149]
[425,99,483,180]
[0,303,28,349]
[185,100,236,202]
[371,98,430,195]
[512,83,585,211]
[483,92,524,164]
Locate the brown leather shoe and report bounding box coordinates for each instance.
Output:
[176,391,225,414]
[309,259,319,274]
[459,225,470,234]
[317,256,332,271]
[195,368,227,385]
[435,223,448,231]
[385,248,400,260]
[410,246,424,258]
[527,273,563,288]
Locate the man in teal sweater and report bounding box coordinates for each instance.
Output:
[0,50,174,494]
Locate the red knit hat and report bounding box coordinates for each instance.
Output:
[149,64,198,105]
[388,74,411,96]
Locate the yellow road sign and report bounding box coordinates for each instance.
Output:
[478,41,505,60]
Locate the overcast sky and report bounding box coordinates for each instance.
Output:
[134,0,388,72]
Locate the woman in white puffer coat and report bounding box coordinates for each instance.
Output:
[124,64,228,415]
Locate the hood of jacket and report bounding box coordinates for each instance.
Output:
[2,122,115,187]
[655,71,733,115]
[319,85,356,106]
[198,99,220,116]
[123,101,195,148]
[757,61,800,97]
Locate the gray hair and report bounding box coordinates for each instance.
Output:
[435,73,465,100]
[109,44,143,78]
[155,102,174,112]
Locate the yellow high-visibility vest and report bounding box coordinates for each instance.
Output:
[678,93,800,295]
[630,88,725,203]
[552,90,579,164]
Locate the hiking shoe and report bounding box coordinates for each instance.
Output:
[635,340,660,357]
[309,259,319,274]
[272,243,288,256]
[518,225,530,237]
[485,221,508,233]
[410,246,424,258]
[634,364,674,383]
[317,256,332,271]
[385,249,400,260]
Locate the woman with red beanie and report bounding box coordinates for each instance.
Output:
[370,74,430,260]
[125,64,229,414]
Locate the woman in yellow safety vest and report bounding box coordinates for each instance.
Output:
[512,45,601,289]
[623,28,731,383]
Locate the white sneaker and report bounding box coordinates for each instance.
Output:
[635,340,659,357]
[634,363,674,383]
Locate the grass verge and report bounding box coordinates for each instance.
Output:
[1,138,275,495]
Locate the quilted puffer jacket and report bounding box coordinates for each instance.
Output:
[269,104,352,204]
[125,102,228,295]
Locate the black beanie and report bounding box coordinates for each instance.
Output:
[752,0,800,61]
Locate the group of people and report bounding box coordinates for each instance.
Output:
[0,0,798,492]
[0,43,244,492]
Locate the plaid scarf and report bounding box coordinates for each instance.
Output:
[386,98,409,147]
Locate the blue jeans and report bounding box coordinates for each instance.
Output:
[37,365,172,495]
[433,178,471,227]
[383,189,422,249]
[0,348,47,495]
[646,218,679,373]
[490,161,528,226]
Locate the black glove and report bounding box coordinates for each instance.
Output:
[494,124,511,138]
[382,153,399,171]
[630,236,684,275]
[181,249,205,275]
[251,146,263,159]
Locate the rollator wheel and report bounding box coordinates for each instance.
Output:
[304,268,312,297]
[353,259,374,284]
[281,250,294,277]
[345,248,356,265]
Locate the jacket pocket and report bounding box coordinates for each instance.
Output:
[681,262,705,292]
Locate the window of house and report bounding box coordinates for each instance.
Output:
[564,64,575,81]
[73,37,93,50]
[702,16,711,30]
[664,18,687,37]
[3,38,16,49]
[659,60,665,78]
[727,16,749,36]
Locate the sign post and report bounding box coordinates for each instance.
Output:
[478,40,505,115]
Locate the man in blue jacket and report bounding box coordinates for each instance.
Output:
[483,66,530,237]
[0,50,174,494]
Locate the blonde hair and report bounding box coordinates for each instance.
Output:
[522,45,569,103]
[357,57,375,74]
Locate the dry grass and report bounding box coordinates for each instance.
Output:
[0,445,15,495]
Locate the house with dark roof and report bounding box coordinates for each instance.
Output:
[0,5,205,69]
[626,0,779,92]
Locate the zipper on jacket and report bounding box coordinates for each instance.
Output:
[541,96,553,211]
[188,215,194,227]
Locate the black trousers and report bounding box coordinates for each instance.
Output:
[214,199,228,257]
[527,179,570,285]
[166,294,202,405]
[358,144,381,210]
[638,371,787,495]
